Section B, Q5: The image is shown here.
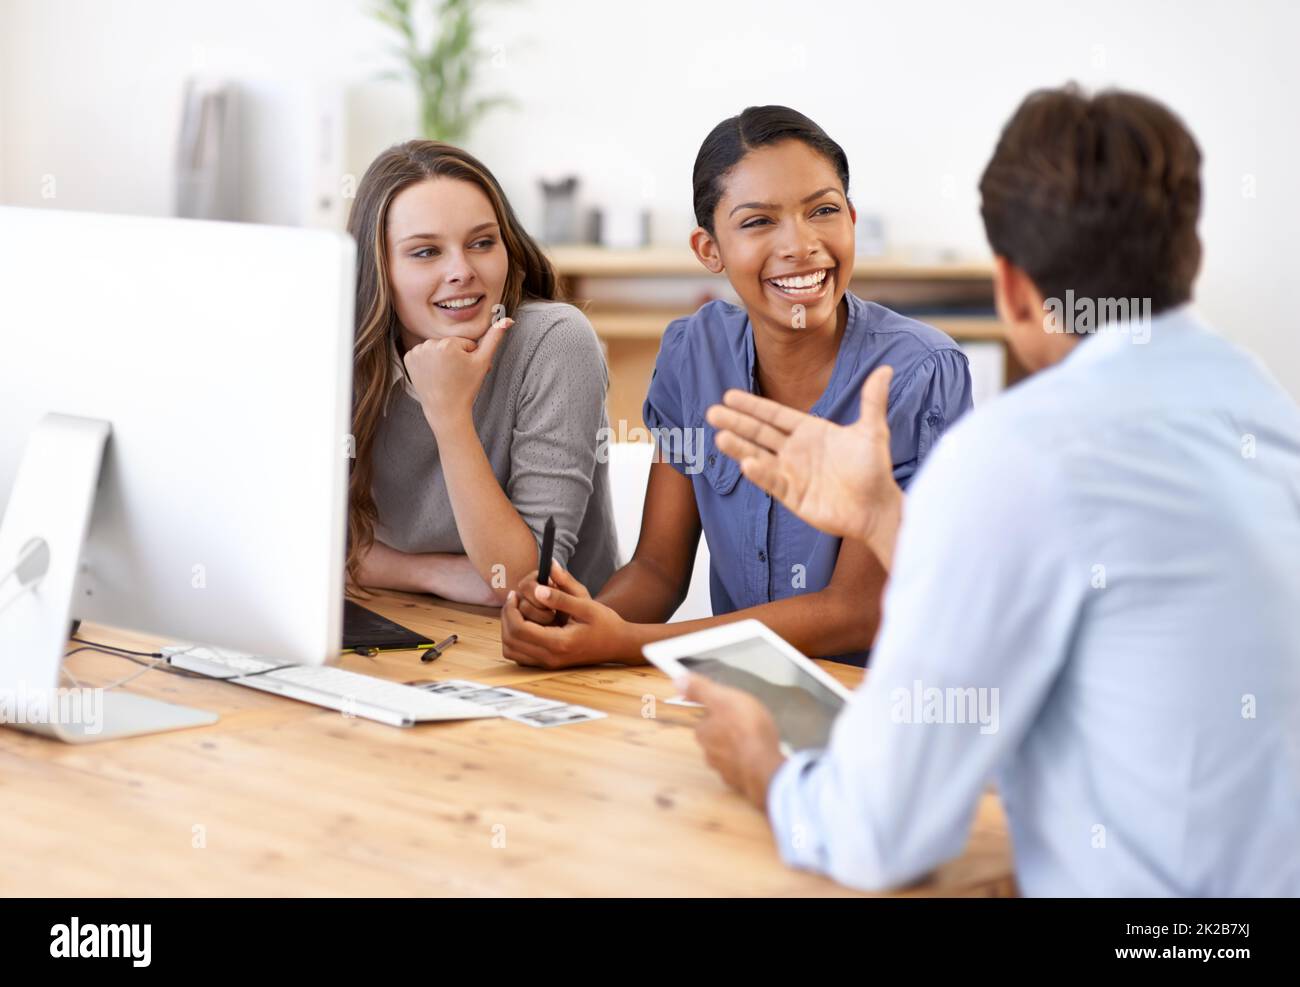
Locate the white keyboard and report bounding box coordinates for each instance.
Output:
[164,646,499,728]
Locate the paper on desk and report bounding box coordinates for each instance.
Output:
[413,678,585,721]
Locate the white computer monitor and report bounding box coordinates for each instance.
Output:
[0,206,355,741]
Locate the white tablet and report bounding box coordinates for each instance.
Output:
[642,619,854,753]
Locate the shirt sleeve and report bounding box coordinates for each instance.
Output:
[765,417,1085,891]
[887,347,974,491]
[507,311,609,572]
[641,319,692,475]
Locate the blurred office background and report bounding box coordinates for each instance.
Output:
[2,0,1296,403]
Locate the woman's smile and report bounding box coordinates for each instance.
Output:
[764,265,834,306]
[432,291,487,323]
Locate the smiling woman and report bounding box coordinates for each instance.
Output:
[344,141,619,607]
[501,106,974,669]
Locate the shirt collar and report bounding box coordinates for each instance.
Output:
[382,339,418,417]
[1059,302,1200,372]
[742,292,863,404]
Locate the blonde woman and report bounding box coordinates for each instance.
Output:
[345,141,618,604]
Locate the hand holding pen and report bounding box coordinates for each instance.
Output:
[516,516,566,627]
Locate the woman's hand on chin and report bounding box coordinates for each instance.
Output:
[405,316,513,433]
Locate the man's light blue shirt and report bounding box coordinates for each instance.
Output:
[767,306,1300,895]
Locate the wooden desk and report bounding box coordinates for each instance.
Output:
[0,592,1016,896]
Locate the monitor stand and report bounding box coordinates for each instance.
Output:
[0,413,217,742]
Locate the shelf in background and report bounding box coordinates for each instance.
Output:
[544,245,1017,431]
[545,244,995,282]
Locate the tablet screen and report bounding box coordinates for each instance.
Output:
[679,638,847,751]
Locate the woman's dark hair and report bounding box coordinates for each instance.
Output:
[979,84,1202,316]
[692,105,850,234]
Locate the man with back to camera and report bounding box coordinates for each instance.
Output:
[670,85,1300,895]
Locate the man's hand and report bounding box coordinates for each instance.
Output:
[679,673,785,811]
[404,316,513,434]
[705,365,904,569]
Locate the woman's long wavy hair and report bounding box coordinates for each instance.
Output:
[345,140,559,594]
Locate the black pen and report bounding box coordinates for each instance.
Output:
[354,643,435,658]
[537,515,556,587]
[420,634,458,664]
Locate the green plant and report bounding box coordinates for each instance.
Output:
[371,0,514,143]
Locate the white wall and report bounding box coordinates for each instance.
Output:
[0,0,415,222]
[2,0,1297,396]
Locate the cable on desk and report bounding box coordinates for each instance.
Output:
[70,635,160,658]
[61,637,179,689]
[60,647,170,691]
[160,642,298,680]
[62,638,297,686]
